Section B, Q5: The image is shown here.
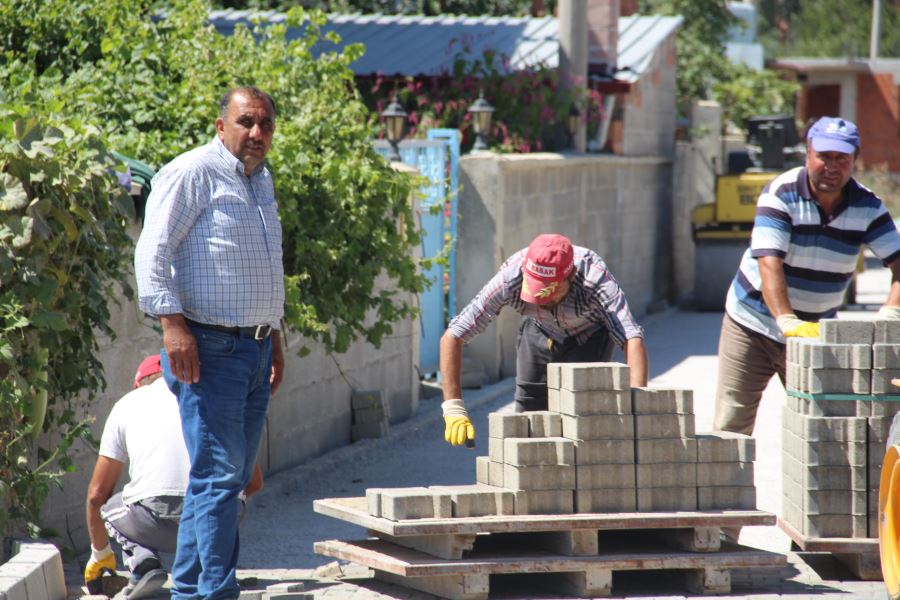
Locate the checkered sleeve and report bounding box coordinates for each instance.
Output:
[446,261,517,343]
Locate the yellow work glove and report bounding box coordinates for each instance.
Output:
[777,314,820,338]
[84,544,116,594]
[442,399,475,447]
[878,306,900,319]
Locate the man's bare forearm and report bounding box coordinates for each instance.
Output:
[440,332,464,401]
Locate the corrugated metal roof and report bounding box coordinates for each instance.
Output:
[208,10,681,80]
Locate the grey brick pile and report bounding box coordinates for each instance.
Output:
[366,362,756,520]
[782,318,900,540]
[351,390,390,441]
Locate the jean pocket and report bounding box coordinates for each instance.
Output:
[194,328,236,355]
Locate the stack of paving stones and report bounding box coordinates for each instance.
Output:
[350,389,389,441]
[365,362,755,519]
[783,318,900,540]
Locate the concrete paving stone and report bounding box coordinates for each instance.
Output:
[475,456,489,485]
[556,388,632,416]
[372,487,453,520]
[634,413,695,439]
[695,431,755,462]
[0,576,27,600]
[488,436,504,463]
[783,454,866,490]
[0,563,46,600]
[783,428,865,466]
[875,319,900,344]
[868,398,900,417]
[428,484,515,516]
[874,344,900,369]
[264,593,312,600]
[559,362,630,391]
[636,486,697,511]
[871,368,900,394]
[787,337,802,364]
[820,319,874,345]
[576,463,637,489]
[797,341,865,369]
[489,459,504,487]
[696,460,754,487]
[806,367,870,395]
[488,413,529,438]
[574,487,637,512]
[561,414,634,440]
[573,438,635,465]
[636,437,697,463]
[351,389,384,410]
[793,486,866,516]
[546,362,561,390]
[513,489,574,514]
[526,411,562,437]
[697,485,756,510]
[796,397,865,417]
[631,387,693,415]
[636,462,697,488]
[792,412,867,442]
[503,463,575,490]
[266,582,306,592]
[868,415,894,442]
[786,361,803,392]
[548,386,561,413]
[503,437,574,466]
[797,512,867,538]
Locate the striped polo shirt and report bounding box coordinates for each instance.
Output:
[726,166,900,341]
[447,246,643,347]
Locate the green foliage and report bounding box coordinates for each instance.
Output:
[0,113,133,543]
[711,65,799,130]
[210,0,535,16]
[0,0,428,541]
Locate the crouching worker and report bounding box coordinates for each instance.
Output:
[84,355,263,598]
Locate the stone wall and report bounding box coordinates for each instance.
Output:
[456,152,673,382]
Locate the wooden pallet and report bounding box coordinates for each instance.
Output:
[778,517,882,580]
[314,497,786,598]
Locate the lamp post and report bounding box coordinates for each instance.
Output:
[381,95,407,162]
[468,91,495,152]
[567,104,581,151]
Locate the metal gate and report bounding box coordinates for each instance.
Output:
[374,129,460,377]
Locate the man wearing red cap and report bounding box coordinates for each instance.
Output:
[84,356,262,598]
[439,233,648,445]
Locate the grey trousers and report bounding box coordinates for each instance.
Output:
[713,313,786,435]
[101,493,181,573]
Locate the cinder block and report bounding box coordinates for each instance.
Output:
[575,488,637,512]
[696,432,755,463]
[475,456,490,485]
[561,414,634,440]
[0,562,46,600]
[634,414,695,439]
[806,367,869,395]
[503,437,575,466]
[489,436,504,463]
[503,464,575,490]
[697,486,756,510]
[429,484,516,517]
[793,413,867,442]
[636,437,697,464]
[696,461,754,487]
[0,576,27,600]
[871,369,900,394]
[636,462,697,488]
[375,487,453,520]
[637,486,697,511]
[351,389,384,409]
[514,490,574,514]
[527,412,562,437]
[573,439,635,464]
[820,319,874,345]
[547,363,561,390]
[874,344,900,369]
[576,464,637,489]
[875,320,900,344]
[631,387,693,415]
[489,413,529,438]
[557,389,632,416]
[559,362,630,391]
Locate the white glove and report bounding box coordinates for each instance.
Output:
[441,399,475,446]
[878,306,900,319]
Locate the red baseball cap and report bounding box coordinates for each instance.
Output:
[133,354,162,389]
[520,234,574,305]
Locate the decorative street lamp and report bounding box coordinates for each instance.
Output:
[381,95,407,162]
[567,103,581,150]
[468,91,495,152]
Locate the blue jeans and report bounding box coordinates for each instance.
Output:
[162,325,272,600]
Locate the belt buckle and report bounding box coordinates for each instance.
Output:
[253,324,271,341]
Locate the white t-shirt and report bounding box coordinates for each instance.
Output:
[99,378,190,505]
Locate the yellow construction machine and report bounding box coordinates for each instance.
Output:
[691,116,805,310]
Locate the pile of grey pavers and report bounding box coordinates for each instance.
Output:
[351,389,390,441]
[366,362,755,520]
[783,318,900,540]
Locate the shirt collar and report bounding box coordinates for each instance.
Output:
[211,136,266,177]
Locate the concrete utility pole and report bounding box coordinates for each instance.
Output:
[558,0,588,152]
[870,0,882,60]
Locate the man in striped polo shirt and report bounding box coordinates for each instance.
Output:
[714,117,900,435]
[439,233,648,446]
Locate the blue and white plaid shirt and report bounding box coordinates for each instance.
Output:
[135,137,285,329]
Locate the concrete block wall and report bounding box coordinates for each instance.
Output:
[457,153,673,381]
[782,319,900,539]
[370,362,755,520]
[622,33,678,158]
